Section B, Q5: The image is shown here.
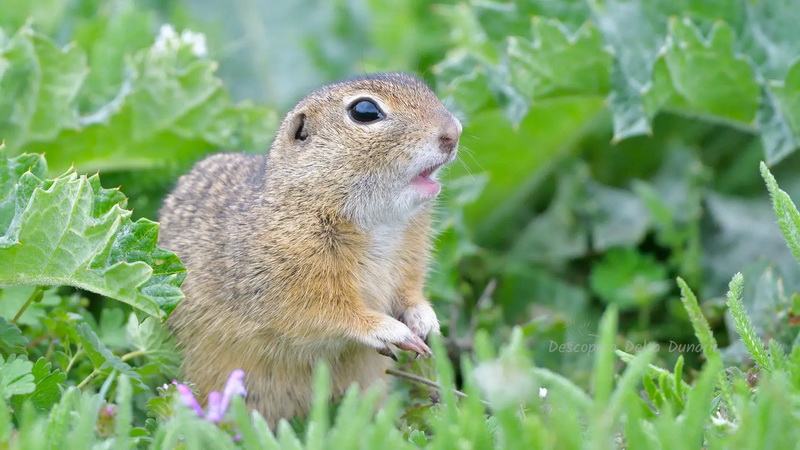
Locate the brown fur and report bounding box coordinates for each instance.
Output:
[158,73,460,426]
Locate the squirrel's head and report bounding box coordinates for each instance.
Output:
[268,73,461,227]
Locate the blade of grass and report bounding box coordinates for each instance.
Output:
[682,359,721,450]
[760,162,800,265]
[725,273,771,371]
[677,277,735,420]
[589,306,618,449]
[609,344,657,420]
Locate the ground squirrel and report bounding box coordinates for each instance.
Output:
[158,73,462,425]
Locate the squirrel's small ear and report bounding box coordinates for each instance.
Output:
[289,113,308,142]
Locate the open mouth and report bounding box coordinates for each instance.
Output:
[411,163,444,196]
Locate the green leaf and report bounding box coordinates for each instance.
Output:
[98,307,127,349]
[11,357,66,411]
[507,19,611,102]
[66,388,105,448]
[0,397,9,443]
[511,164,649,265]
[703,192,800,300]
[75,323,143,388]
[126,313,181,379]
[232,396,280,450]
[0,149,185,318]
[769,62,800,155]
[590,248,670,310]
[589,0,665,140]
[643,18,759,125]
[146,383,178,420]
[1,23,278,176]
[434,1,800,163]
[0,26,88,148]
[616,350,692,396]
[0,316,27,355]
[0,354,34,399]
[739,0,800,80]
[434,51,496,119]
[757,84,798,165]
[72,2,155,111]
[0,0,66,35]
[0,150,46,234]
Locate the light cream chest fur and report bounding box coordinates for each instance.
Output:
[360,221,407,313]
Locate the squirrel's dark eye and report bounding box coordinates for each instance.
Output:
[348,99,385,123]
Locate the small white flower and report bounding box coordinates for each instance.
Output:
[153,24,178,53]
[180,30,208,57]
[152,24,208,57]
[539,387,548,399]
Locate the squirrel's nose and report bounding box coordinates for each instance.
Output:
[439,118,462,154]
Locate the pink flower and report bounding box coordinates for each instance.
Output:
[172,369,247,423]
[220,369,246,415]
[174,382,203,416]
[205,391,223,423]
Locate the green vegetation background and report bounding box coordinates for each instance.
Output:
[3,0,800,447]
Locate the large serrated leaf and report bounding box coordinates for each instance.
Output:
[434,51,496,120]
[2,23,278,176]
[757,84,798,164]
[739,0,800,81]
[644,18,759,124]
[434,0,800,161]
[771,62,800,142]
[590,0,665,140]
[0,149,185,318]
[73,2,155,111]
[0,26,88,148]
[0,0,66,35]
[507,18,611,102]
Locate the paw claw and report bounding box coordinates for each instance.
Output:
[396,334,432,357]
[364,315,435,358]
[377,346,398,361]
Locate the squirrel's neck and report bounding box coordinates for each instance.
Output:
[259,156,355,232]
[261,154,432,235]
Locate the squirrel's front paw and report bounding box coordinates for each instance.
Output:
[398,302,440,341]
[362,316,432,358]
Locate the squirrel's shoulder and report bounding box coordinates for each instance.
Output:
[168,152,266,196]
[159,152,267,236]
[185,152,267,185]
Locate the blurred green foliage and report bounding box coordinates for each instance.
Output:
[3,0,800,447]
